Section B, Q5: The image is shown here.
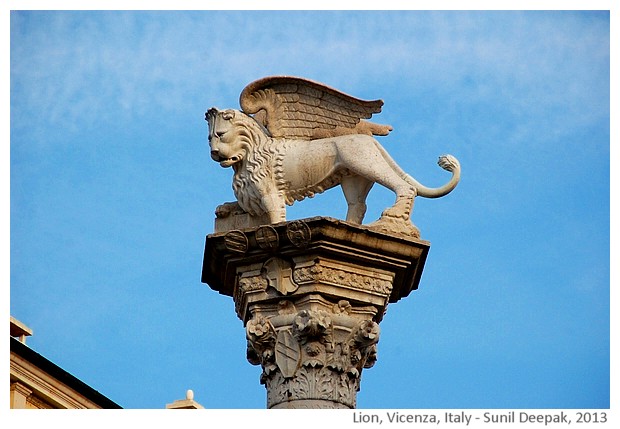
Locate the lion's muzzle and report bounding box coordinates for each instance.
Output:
[211,150,241,167]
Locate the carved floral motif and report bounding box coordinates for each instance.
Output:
[235,274,267,316]
[238,275,268,292]
[293,310,331,340]
[293,263,392,295]
[333,300,353,315]
[246,316,277,374]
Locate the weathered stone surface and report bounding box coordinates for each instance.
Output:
[201,217,429,408]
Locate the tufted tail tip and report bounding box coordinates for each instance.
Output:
[438,154,460,172]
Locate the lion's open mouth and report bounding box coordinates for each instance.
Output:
[218,155,241,167]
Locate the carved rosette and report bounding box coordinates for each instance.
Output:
[245,304,380,409]
[246,316,277,375]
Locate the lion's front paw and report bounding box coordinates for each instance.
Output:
[215,201,243,218]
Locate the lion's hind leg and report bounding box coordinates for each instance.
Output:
[335,136,419,236]
[368,192,420,238]
[341,175,373,224]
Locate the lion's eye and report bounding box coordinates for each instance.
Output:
[216,131,227,138]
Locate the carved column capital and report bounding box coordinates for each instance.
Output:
[202,217,430,408]
[245,302,380,408]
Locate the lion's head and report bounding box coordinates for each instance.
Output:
[205,108,269,168]
[205,107,281,216]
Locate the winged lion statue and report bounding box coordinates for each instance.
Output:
[206,76,460,238]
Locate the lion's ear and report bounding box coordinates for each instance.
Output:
[221,110,235,121]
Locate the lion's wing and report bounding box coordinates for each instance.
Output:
[239,76,385,140]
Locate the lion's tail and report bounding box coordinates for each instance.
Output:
[374,141,461,198]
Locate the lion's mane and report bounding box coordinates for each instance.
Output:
[229,112,286,216]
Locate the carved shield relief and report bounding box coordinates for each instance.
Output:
[261,257,298,295]
[275,329,301,379]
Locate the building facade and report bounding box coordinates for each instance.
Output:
[10,317,121,409]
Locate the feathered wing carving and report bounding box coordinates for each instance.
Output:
[239,76,392,140]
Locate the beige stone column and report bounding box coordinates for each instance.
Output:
[202,217,429,409]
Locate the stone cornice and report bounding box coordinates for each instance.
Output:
[202,216,430,318]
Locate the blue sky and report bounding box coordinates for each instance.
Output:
[7,6,612,414]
